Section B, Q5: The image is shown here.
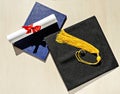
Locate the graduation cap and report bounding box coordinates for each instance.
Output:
[45,16,119,90]
[7,2,67,61]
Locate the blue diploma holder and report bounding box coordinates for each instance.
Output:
[12,2,67,61]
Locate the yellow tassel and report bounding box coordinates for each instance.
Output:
[56,30,101,65]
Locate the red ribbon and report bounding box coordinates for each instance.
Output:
[22,24,41,34]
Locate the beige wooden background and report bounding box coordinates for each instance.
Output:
[0,0,120,94]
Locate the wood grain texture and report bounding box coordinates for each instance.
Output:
[0,0,120,94]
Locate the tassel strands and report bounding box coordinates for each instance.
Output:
[56,30,101,65]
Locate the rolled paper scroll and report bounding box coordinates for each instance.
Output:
[7,14,57,43]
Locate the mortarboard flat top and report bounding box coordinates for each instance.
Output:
[45,16,118,90]
[13,2,67,61]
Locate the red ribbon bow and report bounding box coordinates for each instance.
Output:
[22,24,41,34]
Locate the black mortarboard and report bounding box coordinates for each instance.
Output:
[45,16,118,90]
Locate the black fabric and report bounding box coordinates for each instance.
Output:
[45,16,119,90]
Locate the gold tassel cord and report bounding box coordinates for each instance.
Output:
[56,30,101,65]
[75,50,101,65]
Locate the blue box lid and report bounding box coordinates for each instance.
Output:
[14,2,67,61]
